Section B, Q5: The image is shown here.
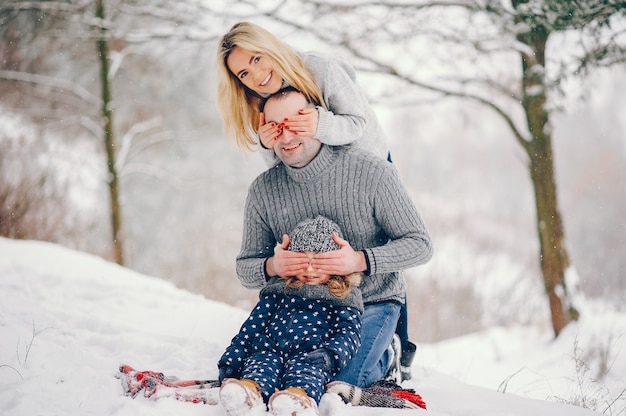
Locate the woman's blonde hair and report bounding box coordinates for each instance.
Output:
[216,21,325,149]
[286,272,362,300]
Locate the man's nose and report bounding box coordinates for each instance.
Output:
[278,127,296,142]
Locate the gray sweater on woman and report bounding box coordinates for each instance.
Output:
[237,145,433,305]
[259,52,390,167]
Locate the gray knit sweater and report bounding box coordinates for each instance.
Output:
[258,52,390,167]
[237,145,433,305]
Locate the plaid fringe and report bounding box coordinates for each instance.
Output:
[116,364,220,405]
[326,380,427,410]
[116,364,426,410]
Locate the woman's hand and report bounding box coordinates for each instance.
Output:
[282,107,319,139]
[258,112,282,149]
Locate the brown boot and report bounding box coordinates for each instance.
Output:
[219,378,265,416]
[268,387,319,416]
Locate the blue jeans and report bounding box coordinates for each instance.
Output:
[334,301,401,388]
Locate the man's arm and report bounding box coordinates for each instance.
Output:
[312,163,433,276]
[236,181,310,288]
[362,165,433,274]
[235,187,277,290]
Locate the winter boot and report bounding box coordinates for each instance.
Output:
[268,387,320,416]
[327,380,427,410]
[219,378,265,416]
[400,341,417,381]
[384,334,402,385]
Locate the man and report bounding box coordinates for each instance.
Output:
[236,87,433,389]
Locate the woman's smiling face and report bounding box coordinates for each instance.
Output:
[226,46,284,95]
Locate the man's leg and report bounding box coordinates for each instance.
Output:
[334,301,400,388]
[395,294,418,381]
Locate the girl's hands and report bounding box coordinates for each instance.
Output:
[282,107,319,138]
[258,112,282,149]
[266,234,309,278]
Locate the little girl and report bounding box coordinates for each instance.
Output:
[218,216,363,416]
[216,21,390,167]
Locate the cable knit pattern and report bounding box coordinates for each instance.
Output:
[237,145,433,305]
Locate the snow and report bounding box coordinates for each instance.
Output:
[1,237,624,416]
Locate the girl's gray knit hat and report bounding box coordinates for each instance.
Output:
[288,216,343,253]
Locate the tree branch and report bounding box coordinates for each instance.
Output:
[116,117,163,170]
[305,0,478,11]
[0,70,100,107]
[266,15,531,153]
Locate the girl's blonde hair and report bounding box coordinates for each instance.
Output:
[286,272,362,300]
[216,21,325,149]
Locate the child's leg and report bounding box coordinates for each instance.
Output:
[240,350,283,402]
[281,353,328,403]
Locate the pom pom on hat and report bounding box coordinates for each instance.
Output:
[288,216,343,253]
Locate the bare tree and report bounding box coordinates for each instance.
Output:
[95,0,124,264]
[0,0,127,262]
[0,0,222,265]
[261,0,626,336]
[0,110,75,242]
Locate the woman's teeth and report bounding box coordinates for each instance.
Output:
[260,73,271,87]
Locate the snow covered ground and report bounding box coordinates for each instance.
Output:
[0,237,624,415]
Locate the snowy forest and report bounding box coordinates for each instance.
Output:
[1,0,625,346]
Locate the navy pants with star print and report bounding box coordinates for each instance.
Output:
[241,349,329,403]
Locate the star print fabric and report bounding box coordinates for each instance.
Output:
[218,292,361,403]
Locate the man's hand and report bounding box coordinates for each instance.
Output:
[265,234,309,278]
[311,232,366,276]
[282,107,318,139]
[258,112,282,149]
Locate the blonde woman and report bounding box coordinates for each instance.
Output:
[216,21,390,167]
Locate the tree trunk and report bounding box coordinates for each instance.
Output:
[96,0,124,265]
[528,136,579,335]
[516,12,579,336]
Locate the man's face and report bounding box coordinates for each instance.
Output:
[263,92,321,168]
